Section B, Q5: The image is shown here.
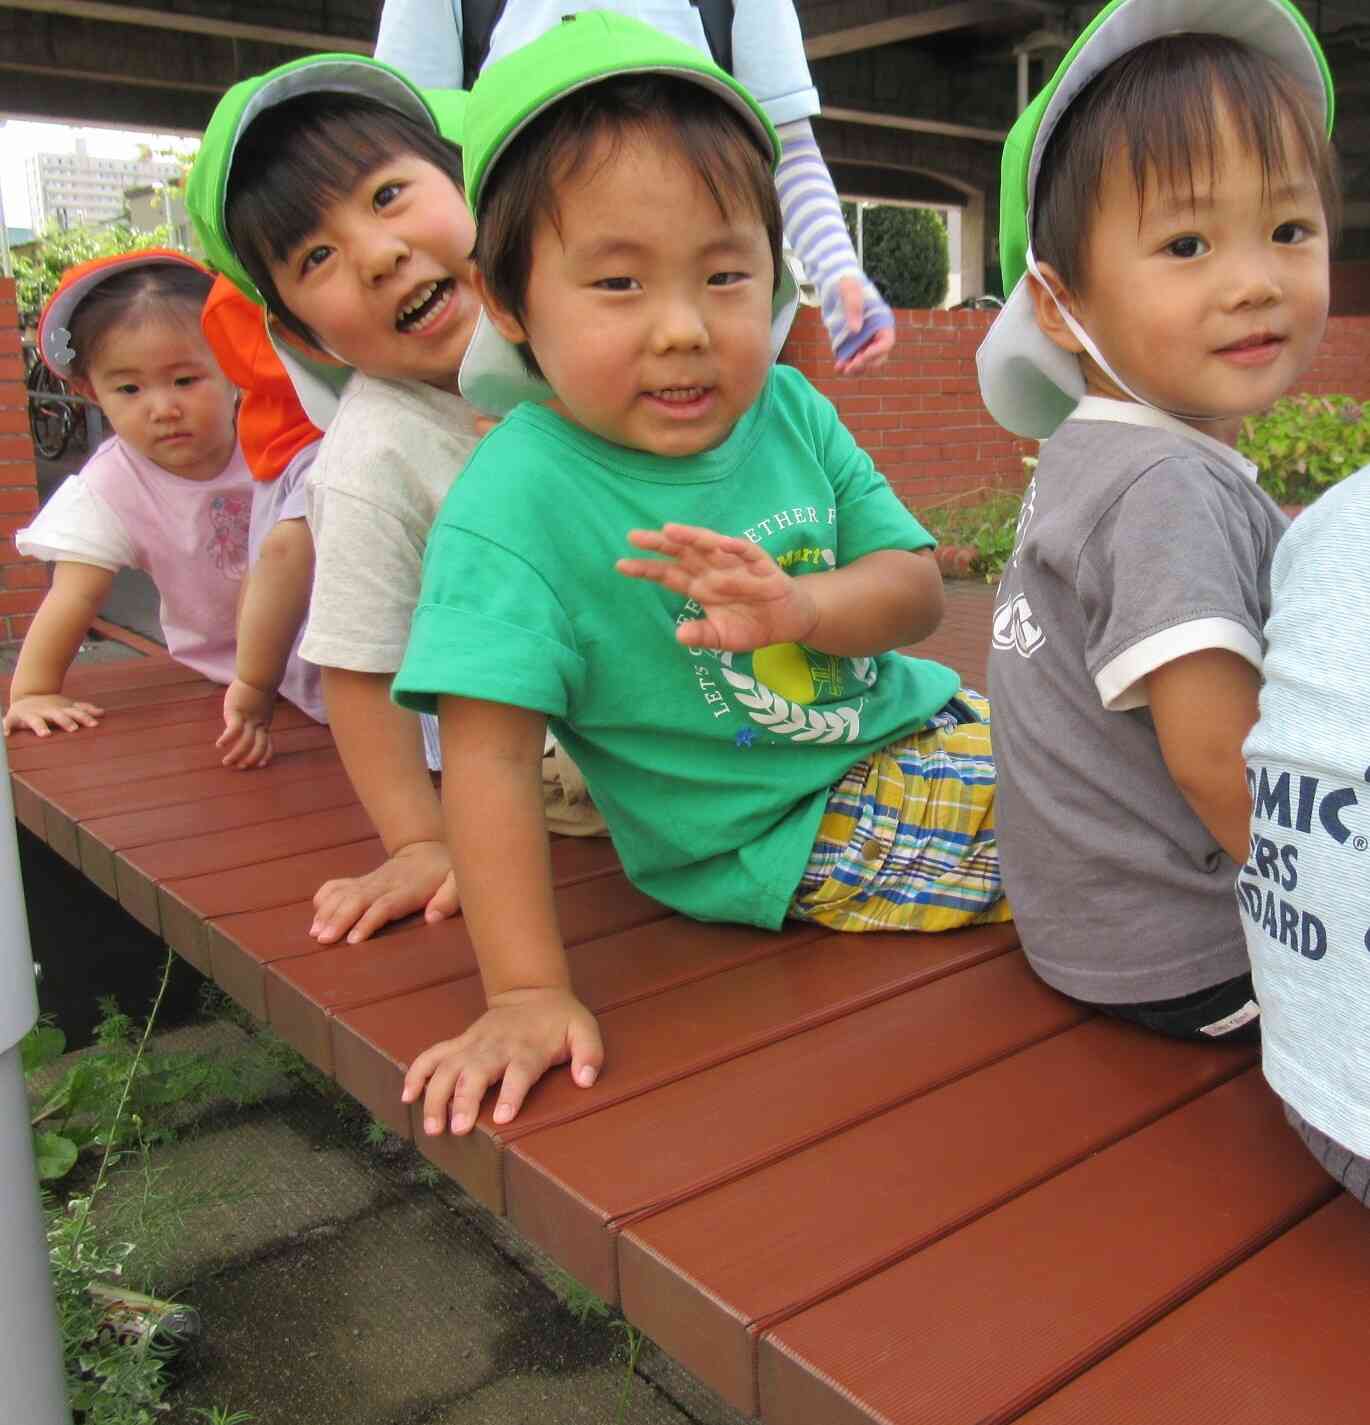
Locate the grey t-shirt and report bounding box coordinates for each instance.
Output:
[988,398,1288,1003]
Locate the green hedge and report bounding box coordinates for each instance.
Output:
[1239,395,1370,506]
[841,203,949,310]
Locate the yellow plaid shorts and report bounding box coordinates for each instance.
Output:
[789,688,1012,933]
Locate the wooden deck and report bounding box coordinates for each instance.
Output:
[8,583,1366,1423]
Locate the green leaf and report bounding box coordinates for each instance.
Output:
[20,1024,65,1075]
[33,1130,79,1180]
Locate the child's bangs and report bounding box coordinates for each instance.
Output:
[247,107,431,267]
[524,76,782,290]
[1109,38,1336,230]
[1033,34,1339,291]
[68,265,214,378]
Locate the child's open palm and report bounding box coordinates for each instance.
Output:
[618,522,818,653]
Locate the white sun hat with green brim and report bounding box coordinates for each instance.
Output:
[455,9,801,417]
[185,54,468,430]
[975,0,1335,441]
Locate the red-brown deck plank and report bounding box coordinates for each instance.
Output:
[507,949,1073,1303]
[155,837,386,971]
[4,698,317,773]
[14,723,334,801]
[11,610,1370,1425]
[334,920,1015,1211]
[76,770,359,898]
[1011,1191,1369,1425]
[758,1069,1336,1425]
[205,838,624,1021]
[619,1021,1257,1414]
[264,864,667,1074]
[53,656,199,696]
[113,801,379,932]
[28,746,343,850]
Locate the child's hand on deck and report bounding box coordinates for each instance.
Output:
[2,693,104,737]
[618,522,818,653]
[218,678,276,769]
[311,840,460,944]
[402,986,603,1136]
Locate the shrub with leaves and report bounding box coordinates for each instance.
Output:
[917,490,1025,582]
[13,223,178,324]
[841,202,950,309]
[1238,395,1370,506]
[24,997,282,1184]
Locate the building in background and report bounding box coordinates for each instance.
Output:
[24,137,180,231]
[124,185,194,252]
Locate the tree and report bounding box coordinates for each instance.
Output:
[842,202,950,310]
[13,221,177,324]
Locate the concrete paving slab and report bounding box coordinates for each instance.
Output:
[111,1103,400,1288]
[427,1360,694,1424]
[168,1190,701,1425]
[26,904,753,1425]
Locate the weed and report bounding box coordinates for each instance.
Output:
[545,1267,651,1421]
[917,488,1025,582]
[612,1320,646,1424]
[192,1410,256,1424]
[546,1265,612,1325]
[24,997,288,1186]
[28,948,254,1423]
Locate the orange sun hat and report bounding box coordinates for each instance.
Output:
[200,274,322,481]
[38,247,210,378]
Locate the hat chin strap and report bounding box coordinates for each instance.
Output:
[1026,250,1230,427]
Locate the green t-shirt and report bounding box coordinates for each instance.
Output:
[394,365,960,928]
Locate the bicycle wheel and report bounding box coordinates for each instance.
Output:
[27,359,75,461]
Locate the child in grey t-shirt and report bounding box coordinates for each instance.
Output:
[976,0,1338,1039]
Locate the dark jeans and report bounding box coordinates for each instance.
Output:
[1081,971,1261,1045]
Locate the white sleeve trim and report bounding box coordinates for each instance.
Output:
[1095,617,1263,711]
[14,476,134,573]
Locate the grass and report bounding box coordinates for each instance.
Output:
[28,955,260,1425]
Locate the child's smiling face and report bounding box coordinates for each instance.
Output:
[268,155,479,392]
[484,127,775,456]
[1060,100,1329,443]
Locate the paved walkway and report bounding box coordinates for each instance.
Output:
[39,1016,752,1425]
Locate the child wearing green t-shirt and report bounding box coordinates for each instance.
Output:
[393,13,1010,1138]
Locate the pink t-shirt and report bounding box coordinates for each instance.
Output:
[17,434,251,686]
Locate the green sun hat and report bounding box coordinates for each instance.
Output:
[185,54,467,429]
[977,0,1335,440]
[461,10,778,213]
[456,10,799,416]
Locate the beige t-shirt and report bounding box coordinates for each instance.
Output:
[300,371,478,674]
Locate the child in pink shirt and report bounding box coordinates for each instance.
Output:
[5,250,311,762]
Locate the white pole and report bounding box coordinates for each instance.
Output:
[0,736,72,1425]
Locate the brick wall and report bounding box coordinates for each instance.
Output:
[1331,262,1370,318]
[1301,315,1370,401]
[781,305,1370,512]
[0,279,43,644]
[778,306,1034,510]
